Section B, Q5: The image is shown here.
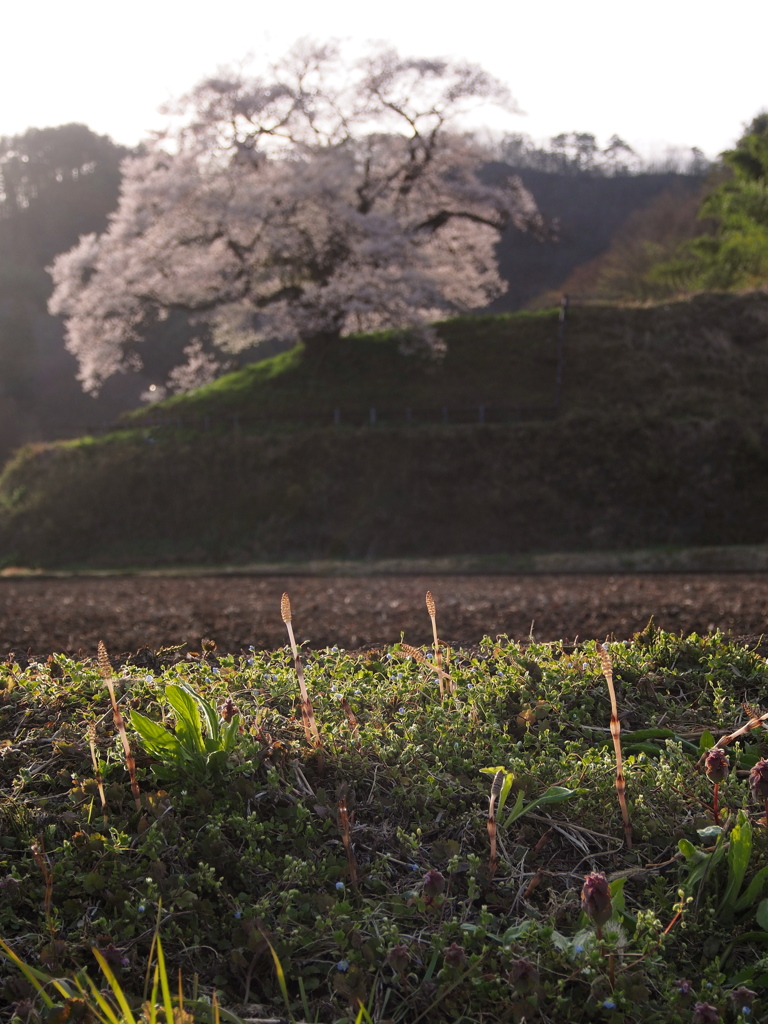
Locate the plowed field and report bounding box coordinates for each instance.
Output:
[1,572,766,658]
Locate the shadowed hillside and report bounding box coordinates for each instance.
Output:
[0,292,766,569]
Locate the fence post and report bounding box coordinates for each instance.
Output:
[555,293,568,413]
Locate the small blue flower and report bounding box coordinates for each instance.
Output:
[399,707,406,714]
[409,864,419,871]
[574,944,584,953]
[602,999,616,1009]
[138,905,146,913]
[354,689,361,695]
[336,960,349,972]
[145,674,154,682]
[335,881,345,890]
[467,683,473,689]
[233,910,242,919]
[743,1009,752,1017]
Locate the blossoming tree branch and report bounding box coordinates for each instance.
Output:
[48,41,542,395]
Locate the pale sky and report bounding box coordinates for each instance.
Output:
[3,0,766,160]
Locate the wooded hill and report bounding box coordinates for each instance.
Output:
[0,123,705,467]
[1,291,766,570]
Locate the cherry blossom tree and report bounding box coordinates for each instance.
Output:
[49,42,541,394]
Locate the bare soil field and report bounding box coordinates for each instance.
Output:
[1,572,766,659]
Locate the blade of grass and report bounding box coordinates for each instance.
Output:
[155,933,175,1024]
[0,936,56,1009]
[92,946,138,1024]
[258,925,294,1023]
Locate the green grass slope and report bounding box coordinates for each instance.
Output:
[1,292,767,569]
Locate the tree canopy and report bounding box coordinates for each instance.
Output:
[48,42,541,395]
[648,113,768,293]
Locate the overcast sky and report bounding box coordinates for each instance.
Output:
[3,0,766,159]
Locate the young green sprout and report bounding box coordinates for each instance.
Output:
[597,645,632,849]
[704,747,729,826]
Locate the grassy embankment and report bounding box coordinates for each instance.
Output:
[1,618,767,1023]
[1,291,768,569]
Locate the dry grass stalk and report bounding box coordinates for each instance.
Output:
[487,769,504,877]
[280,594,322,750]
[87,720,108,822]
[696,702,768,768]
[598,645,632,849]
[339,696,361,750]
[30,838,54,935]
[398,641,454,694]
[98,641,141,812]
[337,784,358,888]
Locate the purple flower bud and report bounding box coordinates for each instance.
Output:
[676,979,694,996]
[581,872,612,926]
[443,943,467,969]
[221,697,239,723]
[750,757,768,801]
[509,958,538,992]
[386,944,410,973]
[693,1003,719,1023]
[730,986,756,1008]
[422,868,446,898]
[705,748,729,784]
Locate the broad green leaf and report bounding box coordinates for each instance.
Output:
[699,729,716,752]
[736,865,768,913]
[678,838,705,863]
[757,900,768,931]
[495,772,515,819]
[183,684,220,744]
[166,684,205,754]
[222,715,241,752]
[609,876,627,912]
[505,786,575,828]
[129,711,183,762]
[502,789,526,827]
[206,749,229,773]
[720,810,752,914]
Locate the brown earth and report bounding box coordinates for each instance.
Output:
[1,572,766,659]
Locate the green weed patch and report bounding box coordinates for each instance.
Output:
[0,609,767,1022]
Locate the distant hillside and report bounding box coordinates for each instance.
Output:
[485,165,704,309]
[1,292,767,570]
[125,291,768,427]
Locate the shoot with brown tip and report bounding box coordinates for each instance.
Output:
[98,641,141,812]
[280,593,322,752]
[598,644,632,849]
[425,590,446,696]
